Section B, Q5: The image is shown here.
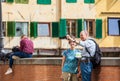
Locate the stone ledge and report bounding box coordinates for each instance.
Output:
[0,57,120,66]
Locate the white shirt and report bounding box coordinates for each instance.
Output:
[79,38,96,57]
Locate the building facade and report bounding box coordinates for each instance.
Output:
[1,0,120,56]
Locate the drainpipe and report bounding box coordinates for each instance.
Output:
[0,0,5,57]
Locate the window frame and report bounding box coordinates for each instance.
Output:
[108,17,120,36]
[2,22,6,37]
[37,23,51,37]
[1,0,6,2]
[66,19,77,37]
[84,19,96,37]
[15,22,29,37]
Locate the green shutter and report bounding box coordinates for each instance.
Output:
[96,19,102,39]
[7,21,15,37]
[7,0,14,3]
[84,0,95,4]
[52,22,59,37]
[20,0,29,4]
[59,19,67,37]
[77,19,83,38]
[15,0,29,4]
[15,0,21,3]
[66,0,77,3]
[37,0,51,5]
[90,0,95,3]
[30,22,38,38]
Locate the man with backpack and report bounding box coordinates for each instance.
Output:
[66,30,98,81]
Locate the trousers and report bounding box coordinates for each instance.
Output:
[9,51,32,68]
[80,61,93,81]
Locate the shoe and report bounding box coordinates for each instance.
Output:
[12,56,20,59]
[5,68,13,75]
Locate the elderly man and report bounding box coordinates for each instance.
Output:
[66,31,96,81]
[5,35,34,75]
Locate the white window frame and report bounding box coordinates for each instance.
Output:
[84,19,95,37]
[15,22,28,37]
[66,20,77,37]
[2,22,6,36]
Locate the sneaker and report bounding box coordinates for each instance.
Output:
[5,68,13,75]
[12,56,20,59]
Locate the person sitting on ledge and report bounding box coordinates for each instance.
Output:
[5,35,34,75]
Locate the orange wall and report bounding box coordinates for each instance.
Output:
[0,64,120,81]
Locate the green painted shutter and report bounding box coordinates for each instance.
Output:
[96,19,102,39]
[20,0,29,4]
[90,0,95,3]
[7,0,14,3]
[66,0,77,3]
[15,0,21,3]
[15,0,29,4]
[77,19,83,38]
[7,21,15,37]
[30,22,38,38]
[52,22,59,37]
[84,0,95,4]
[37,0,51,5]
[59,19,67,37]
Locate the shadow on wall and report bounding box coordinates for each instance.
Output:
[106,0,117,10]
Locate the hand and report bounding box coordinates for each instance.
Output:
[60,72,63,79]
[66,35,74,41]
[77,71,81,78]
[66,34,71,40]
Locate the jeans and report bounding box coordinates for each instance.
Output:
[80,61,93,81]
[9,51,32,68]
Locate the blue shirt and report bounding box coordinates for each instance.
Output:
[62,49,80,74]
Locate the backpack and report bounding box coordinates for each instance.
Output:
[85,39,102,69]
[0,46,20,62]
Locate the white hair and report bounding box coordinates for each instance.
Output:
[80,30,89,37]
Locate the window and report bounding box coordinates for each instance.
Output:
[66,20,77,37]
[37,23,50,37]
[15,22,28,36]
[84,19,95,37]
[2,22,6,36]
[2,0,6,2]
[108,18,120,36]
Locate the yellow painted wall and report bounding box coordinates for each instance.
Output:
[2,0,120,49]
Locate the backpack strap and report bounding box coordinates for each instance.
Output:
[85,39,96,57]
[85,46,92,57]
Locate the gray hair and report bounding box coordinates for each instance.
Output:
[80,30,89,37]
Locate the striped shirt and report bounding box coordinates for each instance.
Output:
[20,38,34,54]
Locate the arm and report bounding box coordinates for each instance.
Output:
[77,61,81,78]
[66,35,75,41]
[61,56,66,70]
[20,40,24,51]
[66,35,80,44]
